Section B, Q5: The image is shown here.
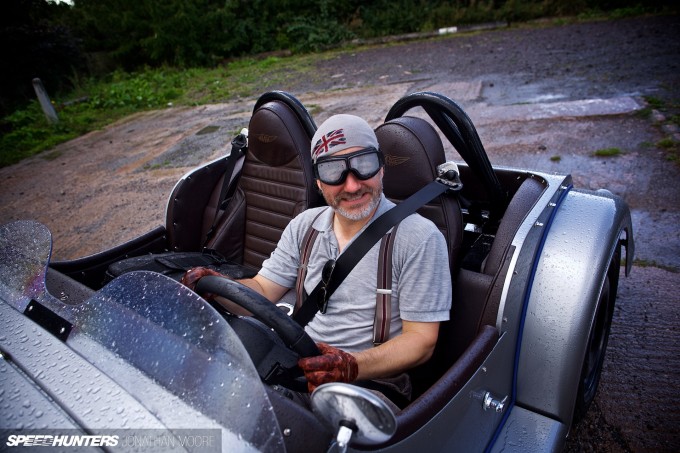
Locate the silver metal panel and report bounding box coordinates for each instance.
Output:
[0,220,284,452]
[517,189,633,423]
[494,172,569,328]
[488,406,568,453]
[0,300,168,431]
[374,334,514,453]
[0,354,82,431]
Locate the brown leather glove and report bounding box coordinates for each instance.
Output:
[180,267,227,300]
[298,343,359,393]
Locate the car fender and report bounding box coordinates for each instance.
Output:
[514,187,634,424]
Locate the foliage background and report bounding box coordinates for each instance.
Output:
[0,0,677,166]
[3,0,677,110]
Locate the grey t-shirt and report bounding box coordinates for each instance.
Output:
[258,194,452,352]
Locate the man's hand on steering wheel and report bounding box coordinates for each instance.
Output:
[181,267,227,299]
[298,342,359,392]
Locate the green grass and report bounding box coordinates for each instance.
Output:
[0,56,319,167]
[658,137,675,149]
[1,69,190,167]
[657,137,680,164]
[634,258,679,273]
[592,147,622,157]
[639,95,680,165]
[644,96,665,110]
[642,95,680,122]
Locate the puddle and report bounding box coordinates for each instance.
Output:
[525,93,568,103]
[196,125,221,135]
[467,96,643,125]
[630,209,680,270]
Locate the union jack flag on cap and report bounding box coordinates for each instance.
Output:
[312,128,346,159]
[311,114,379,162]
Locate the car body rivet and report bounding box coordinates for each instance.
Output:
[535,222,544,227]
[283,428,291,437]
[549,202,557,207]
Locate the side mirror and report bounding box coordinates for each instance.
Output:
[311,383,396,453]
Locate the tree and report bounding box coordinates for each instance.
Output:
[0,0,84,117]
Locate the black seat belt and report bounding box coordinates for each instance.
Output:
[203,130,248,247]
[293,168,461,328]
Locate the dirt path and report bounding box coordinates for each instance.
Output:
[1,14,679,452]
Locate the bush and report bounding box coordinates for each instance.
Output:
[87,69,186,110]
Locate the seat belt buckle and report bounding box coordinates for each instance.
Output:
[436,161,463,192]
[232,128,249,149]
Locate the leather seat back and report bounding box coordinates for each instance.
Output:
[205,100,323,270]
[376,116,463,272]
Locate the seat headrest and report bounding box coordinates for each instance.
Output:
[376,116,446,199]
[248,100,312,167]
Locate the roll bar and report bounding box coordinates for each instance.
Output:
[386,91,509,220]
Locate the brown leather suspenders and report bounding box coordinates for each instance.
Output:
[373,224,399,345]
[295,222,321,314]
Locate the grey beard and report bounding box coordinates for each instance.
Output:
[323,179,383,221]
[335,191,381,220]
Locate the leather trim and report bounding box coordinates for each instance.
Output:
[167,157,230,251]
[482,176,546,276]
[373,225,397,345]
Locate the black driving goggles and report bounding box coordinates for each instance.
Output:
[313,147,385,186]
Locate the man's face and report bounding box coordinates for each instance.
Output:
[316,147,384,222]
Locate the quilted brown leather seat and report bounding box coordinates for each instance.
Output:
[166,94,323,271]
[208,101,323,270]
[376,116,463,272]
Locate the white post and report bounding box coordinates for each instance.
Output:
[32,78,59,125]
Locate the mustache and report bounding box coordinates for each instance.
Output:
[333,188,373,203]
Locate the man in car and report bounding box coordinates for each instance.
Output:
[183,114,452,407]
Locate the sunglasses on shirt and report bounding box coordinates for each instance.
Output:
[313,147,384,186]
[318,258,336,314]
